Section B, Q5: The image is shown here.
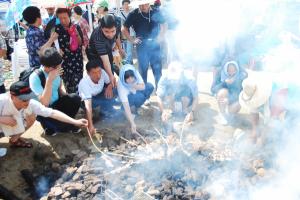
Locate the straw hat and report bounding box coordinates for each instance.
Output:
[131,0,155,6]
[239,72,273,112]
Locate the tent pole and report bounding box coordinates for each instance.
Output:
[88,3,93,32]
[115,0,120,15]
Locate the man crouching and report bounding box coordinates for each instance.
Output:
[157,61,198,124]
[0,81,88,148]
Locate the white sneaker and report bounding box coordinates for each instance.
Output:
[0,148,7,157]
[217,114,228,125]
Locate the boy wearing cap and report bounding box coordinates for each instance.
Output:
[0,81,87,148]
[29,48,82,136]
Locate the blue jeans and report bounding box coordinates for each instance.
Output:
[136,40,162,87]
[122,40,133,64]
[128,83,154,108]
[92,88,119,111]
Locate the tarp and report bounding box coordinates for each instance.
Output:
[5,0,31,29]
[0,1,10,12]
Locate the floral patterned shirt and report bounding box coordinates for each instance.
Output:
[77,17,90,48]
[0,34,6,86]
[25,25,46,68]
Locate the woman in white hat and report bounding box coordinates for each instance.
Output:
[211,61,248,125]
[239,73,289,143]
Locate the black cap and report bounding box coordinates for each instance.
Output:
[10,81,36,101]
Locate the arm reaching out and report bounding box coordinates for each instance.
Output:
[50,110,88,128]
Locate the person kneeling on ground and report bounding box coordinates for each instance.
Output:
[211,61,248,125]
[78,60,117,136]
[118,64,154,134]
[29,47,82,136]
[157,61,198,124]
[0,81,87,148]
[239,73,289,144]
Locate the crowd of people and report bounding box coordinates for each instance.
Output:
[0,0,297,154]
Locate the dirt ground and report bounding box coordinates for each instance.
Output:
[0,72,252,199]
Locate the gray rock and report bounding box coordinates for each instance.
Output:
[61,191,71,198]
[90,184,101,194]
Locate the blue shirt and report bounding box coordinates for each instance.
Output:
[124,8,165,40]
[43,15,54,26]
[157,72,198,99]
[25,25,46,68]
[29,68,61,105]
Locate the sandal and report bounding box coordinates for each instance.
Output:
[9,138,33,148]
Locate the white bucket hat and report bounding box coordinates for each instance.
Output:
[239,72,273,112]
[131,0,154,6]
[167,61,183,80]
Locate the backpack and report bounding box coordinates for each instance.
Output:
[19,67,46,88]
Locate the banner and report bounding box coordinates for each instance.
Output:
[66,0,94,7]
[5,0,31,29]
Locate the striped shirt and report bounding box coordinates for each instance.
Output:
[87,26,116,67]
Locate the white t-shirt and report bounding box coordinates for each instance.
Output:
[78,69,110,100]
[0,93,53,136]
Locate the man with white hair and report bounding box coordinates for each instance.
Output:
[43,6,56,26]
[122,0,166,87]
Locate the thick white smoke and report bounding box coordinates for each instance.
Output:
[166,0,300,199]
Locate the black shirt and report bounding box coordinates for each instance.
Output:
[98,14,122,38]
[87,26,116,68]
[44,17,56,40]
[83,11,95,28]
[124,8,165,40]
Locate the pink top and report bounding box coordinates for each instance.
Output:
[78,18,90,48]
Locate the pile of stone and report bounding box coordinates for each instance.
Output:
[42,126,277,200]
[42,151,108,200]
